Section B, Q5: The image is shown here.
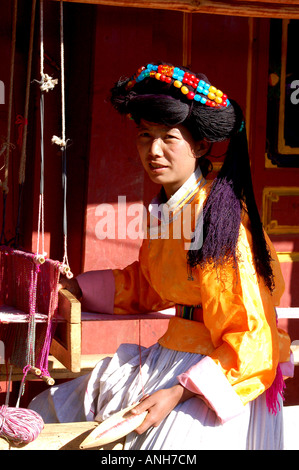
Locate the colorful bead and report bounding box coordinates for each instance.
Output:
[174,80,182,88]
[127,64,230,108]
[187,91,195,100]
[181,86,189,95]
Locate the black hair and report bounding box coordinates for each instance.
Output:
[110,63,274,291]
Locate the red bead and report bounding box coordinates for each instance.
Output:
[165,76,172,83]
[187,91,195,100]
[138,66,145,74]
[158,65,163,73]
[160,74,166,81]
[222,94,227,100]
[222,101,227,107]
[184,72,191,79]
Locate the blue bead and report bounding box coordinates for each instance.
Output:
[196,86,203,93]
[202,89,208,95]
[199,80,205,87]
[194,94,201,101]
[204,82,210,89]
[147,64,154,70]
[173,73,179,79]
[200,97,207,104]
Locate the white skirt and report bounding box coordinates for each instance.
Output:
[29,342,284,450]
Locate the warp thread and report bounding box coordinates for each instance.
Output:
[15,114,28,149]
[0,405,44,446]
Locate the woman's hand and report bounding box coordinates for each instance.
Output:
[58,275,82,299]
[130,385,195,434]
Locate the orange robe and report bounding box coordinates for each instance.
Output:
[111,170,291,416]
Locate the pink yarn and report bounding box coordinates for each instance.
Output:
[0,405,44,446]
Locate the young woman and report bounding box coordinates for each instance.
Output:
[29,62,292,450]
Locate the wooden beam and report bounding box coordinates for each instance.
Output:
[58,0,299,19]
[50,289,81,373]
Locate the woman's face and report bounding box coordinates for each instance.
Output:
[136,120,202,199]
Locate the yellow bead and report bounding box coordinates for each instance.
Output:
[155,73,161,80]
[216,90,223,97]
[208,92,216,100]
[174,80,182,88]
[215,96,222,104]
[181,86,189,94]
[209,86,217,93]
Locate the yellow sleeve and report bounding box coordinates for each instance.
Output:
[199,221,284,405]
[112,243,174,315]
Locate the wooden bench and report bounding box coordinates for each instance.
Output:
[0,421,124,450]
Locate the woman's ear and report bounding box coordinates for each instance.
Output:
[195,139,211,158]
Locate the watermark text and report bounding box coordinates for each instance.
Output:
[94,196,203,251]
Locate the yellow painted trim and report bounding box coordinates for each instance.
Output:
[277,252,299,262]
[265,152,278,168]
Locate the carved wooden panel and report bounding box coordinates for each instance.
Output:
[262,187,299,235]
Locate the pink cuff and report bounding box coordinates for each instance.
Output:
[280,353,295,379]
[177,356,245,424]
[76,270,115,313]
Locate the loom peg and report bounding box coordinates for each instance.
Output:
[60,264,74,279]
[34,254,46,265]
[41,375,55,386]
[29,366,42,376]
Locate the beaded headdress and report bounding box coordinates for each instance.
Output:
[126,63,230,109]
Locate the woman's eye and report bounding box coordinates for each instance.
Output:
[165,134,177,140]
[138,132,151,138]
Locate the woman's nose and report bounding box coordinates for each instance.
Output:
[150,138,164,157]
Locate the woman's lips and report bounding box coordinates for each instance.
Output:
[148,162,168,172]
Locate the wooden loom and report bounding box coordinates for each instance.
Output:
[0,0,81,407]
